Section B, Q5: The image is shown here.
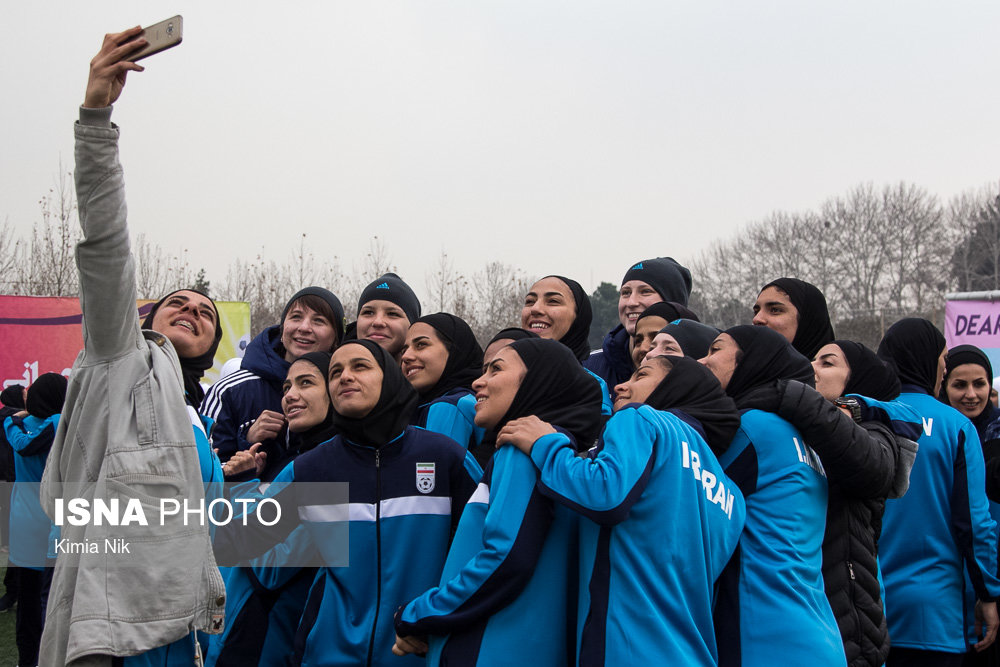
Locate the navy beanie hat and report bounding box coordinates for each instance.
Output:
[621,257,693,306]
[358,273,421,324]
[282,286,346,343]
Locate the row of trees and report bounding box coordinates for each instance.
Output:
[0,171,536,343]
[4,166,1000,351]
[688,182,1000,348]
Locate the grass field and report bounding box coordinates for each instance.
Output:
[0,555,17,667]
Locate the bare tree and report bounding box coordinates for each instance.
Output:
[16,164,80,296]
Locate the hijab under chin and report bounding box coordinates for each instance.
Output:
[761,278,835,360]
[330,340,418,448]
[940,344,996,429]
[833,340,900,401]
[413,313,484,403]
[288,352,337,451]
[544,275,593,363]
[643,356,740,455]
[26,373,68,420]
[876,318,945,396]
[724,325,814,407]
[499,338,604,451]
[141,288,224,407]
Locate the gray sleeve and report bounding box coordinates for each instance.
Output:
[74,110,143,361]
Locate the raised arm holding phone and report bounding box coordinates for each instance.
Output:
[39,24,226,666]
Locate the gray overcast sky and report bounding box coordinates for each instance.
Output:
[3,1,999,301]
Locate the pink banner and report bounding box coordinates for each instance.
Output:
[944,299,1000,348]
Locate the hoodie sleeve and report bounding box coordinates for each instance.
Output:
[395,445,552,637]
[74,107,145,362]
[530,407,655,525]
[774,380,898,499]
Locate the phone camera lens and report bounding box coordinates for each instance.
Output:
[166,23,174,35]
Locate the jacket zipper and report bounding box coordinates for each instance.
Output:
[848,559,862,652]
[366,447,383,667]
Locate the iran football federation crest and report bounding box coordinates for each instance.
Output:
[416,462,436,494]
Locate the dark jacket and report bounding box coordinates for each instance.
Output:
[758,380,911,667]
[583,324,633,396]
[200,325,290,461]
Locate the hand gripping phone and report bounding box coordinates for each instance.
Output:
[125,15,183,62]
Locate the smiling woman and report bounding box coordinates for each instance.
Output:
[520,275,593,362]
[402,313,484,450]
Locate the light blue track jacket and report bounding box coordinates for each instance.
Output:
[529,405,746,666]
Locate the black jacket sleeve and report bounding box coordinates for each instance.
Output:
[983,437,1000,503]
[774,380,899,499]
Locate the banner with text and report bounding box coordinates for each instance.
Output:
[944,298,1000,377]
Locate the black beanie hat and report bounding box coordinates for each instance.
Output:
[621,257,693,306]
[358,273,421,324]
[282,286,346,344]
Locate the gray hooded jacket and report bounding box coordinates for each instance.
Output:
[38,108,225,666]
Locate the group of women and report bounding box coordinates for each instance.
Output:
[17,26,1000,667]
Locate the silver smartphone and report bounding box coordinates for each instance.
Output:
[125,15,183,62]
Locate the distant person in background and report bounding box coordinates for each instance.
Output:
[585,257,694,390]
[5,373,66,667]
[877,320,1000,666]
[0,384,25,552]
[752,277,835,360]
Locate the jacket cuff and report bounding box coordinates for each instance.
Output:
[78,105,113,128]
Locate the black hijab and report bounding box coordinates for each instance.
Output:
[26,373,68,420]
[142,288,224,407]
[761,278,835,360]
[499,338,604,451]
[833,340,900,401]
[634,302,691,330]
[940,344,997,432]
[724,325,814,407]
[287,352,337,450]
[543,275,593,363]
[488,327,538,347]
[330,340,418,448]
[644,356,740,455]
[657,319,720,359]
[0,384,25,410]
[412,313,484,402]
[877,318,946,395]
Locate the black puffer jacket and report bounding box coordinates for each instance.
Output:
[743,379,906,667]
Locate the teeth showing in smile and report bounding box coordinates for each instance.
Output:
[530,323,549,330]
[405,367,421,377]
[176,321,194,332]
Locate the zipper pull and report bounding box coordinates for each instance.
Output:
[848,561,856,581]
[375,448,380,468]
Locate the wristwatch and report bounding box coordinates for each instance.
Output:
[835,396,863,423]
